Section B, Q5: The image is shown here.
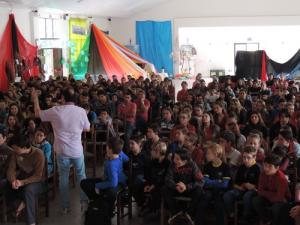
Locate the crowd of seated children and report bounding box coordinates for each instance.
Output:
[2,73,300,225]
[80,137,128,220]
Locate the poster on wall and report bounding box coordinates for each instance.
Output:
[69,18,89,78]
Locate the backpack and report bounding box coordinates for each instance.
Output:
[85,199,111,225]
[168,211,194,225]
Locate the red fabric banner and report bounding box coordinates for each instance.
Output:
[0,14,38,92]
[0,14,15,92]
[13,14,38,80]
[261,50,268,82]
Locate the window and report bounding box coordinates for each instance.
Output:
[37,17,59,39]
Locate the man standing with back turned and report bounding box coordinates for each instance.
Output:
[32,87,90,214]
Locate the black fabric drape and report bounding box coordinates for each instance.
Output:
[235,51,263,80]
[87,29,106,76]
[267,49,300,74]
[11,18,19,60]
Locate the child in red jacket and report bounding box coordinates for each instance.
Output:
[252,154,291,225]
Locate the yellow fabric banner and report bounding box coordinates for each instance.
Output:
[69,18,88,63]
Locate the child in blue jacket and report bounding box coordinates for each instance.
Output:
[80,137,128,217]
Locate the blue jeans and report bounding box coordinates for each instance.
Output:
[223,189,257,218]
[56,154,87,209]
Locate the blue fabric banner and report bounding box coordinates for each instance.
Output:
[136,20,173,75]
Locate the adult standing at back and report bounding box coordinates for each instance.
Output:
[31,87,90,214]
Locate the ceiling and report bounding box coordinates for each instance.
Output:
[0,0,169,17]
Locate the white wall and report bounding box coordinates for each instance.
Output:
[178,25,300,76]
[0,7,32,43]
[109,0,300,74]
[91,17,110,32]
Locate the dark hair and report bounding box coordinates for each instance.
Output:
[36,127,47,135]
[8,134,31,148]
[279,109,290,118]
[82,103,91,110]
[62,88,76,103]
[243,146,257,154]
[97,90,106,96]
[220,130,236,145]
[107,137,124,154]
[0,129,6,138]
[279,129,293,141]
[272,145,288,159]
[130,135,144,145]
[162,107,172,113]
[264,154,282,167]
[175,148,190,161]
[147,123,160,134]
[81,92,89,97]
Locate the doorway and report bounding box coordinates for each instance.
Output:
[38,48,63,80]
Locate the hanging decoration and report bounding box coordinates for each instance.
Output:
[69,18,89,78]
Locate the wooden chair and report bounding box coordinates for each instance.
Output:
[93,126,109,164]
[36,157,51,220]
[116,158,133,225]
[160,196,192,225]
[83,124,97,177]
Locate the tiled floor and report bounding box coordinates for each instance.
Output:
[5,186,158,225]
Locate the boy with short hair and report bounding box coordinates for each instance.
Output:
[128,136,148,206]
[32,127,53,174]
[246,132,265,164]
[142,123,161,155]
[6,134,45,225]
[219,130,241,168]
[223,146,260,221]
[252,154,291,225]
[80,137,128,218]
[142,142,170,218]
[163,148,204,217]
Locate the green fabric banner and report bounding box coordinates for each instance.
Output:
[72,34,90,80]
